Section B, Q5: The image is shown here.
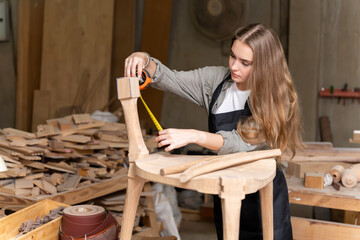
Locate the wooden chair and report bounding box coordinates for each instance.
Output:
[117,77,278,240]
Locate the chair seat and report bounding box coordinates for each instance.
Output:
[135,152,276,195]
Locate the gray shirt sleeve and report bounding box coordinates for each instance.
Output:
[150,58,227,112]
[217,130,268,155]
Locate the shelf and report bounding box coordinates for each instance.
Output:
[320,88,360,98]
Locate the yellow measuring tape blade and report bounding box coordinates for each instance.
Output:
[139,95,163,131]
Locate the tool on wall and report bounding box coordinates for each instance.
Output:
[138,69,164,131]
[320,83,360,104]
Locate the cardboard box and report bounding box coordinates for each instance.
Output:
[0,199,69,240]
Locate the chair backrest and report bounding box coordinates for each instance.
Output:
[117,77,149,163]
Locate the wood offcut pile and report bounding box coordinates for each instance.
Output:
[0,113,155,199]
[285,142,360,189]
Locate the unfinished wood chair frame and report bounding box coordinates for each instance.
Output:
[117,77,276,240]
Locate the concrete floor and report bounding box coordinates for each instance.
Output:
[179,219,217,240]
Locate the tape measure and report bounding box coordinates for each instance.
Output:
[138,69,164,131]
[139,69,152,91]
[139,94,163,131]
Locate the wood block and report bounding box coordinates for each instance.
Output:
[57,116,74,131]
[23,173,45,180]
[15,188,32,196]
[49,140,65,149]
[0,186,15,195]
[15,179,33,189]
[31,187,40,197]
[72,113,93,125]
[117,77,140,99]
[304,172,324,189]
[57,174,81,192]
[33,179,57,195]
[36,124,56,137]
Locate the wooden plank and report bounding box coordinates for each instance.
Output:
[303,141,333,150]
[15,179,33,189]
[54,134,91,144]
[16,0,44,131]
[0,2,16,129]
[286,161,352,178]
[47,175,127,205]
[40,0,114,118]
[33,180,57,195]
[2,128,36,139]
[292,216,360,240]
[31,90,51,132]
[57,174,81,192]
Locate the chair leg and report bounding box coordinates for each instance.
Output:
[120,176,146,240]
[259,181,274,240]
[220,177,245,240]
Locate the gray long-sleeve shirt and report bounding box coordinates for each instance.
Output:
[150,58,267,155]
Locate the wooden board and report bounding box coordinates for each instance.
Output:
[292,216,360,240]
[286,161,352,178]
[39,0,114,118]
[31,90,51,132]
[16,0,44,131]
[0,28,16,128]
[0,199,69,240]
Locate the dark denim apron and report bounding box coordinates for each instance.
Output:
[209,79,293,240]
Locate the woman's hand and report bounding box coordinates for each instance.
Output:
[154,128,224,152]
[124,52,148,78]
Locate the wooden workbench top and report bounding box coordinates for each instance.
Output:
[287,175,360,212]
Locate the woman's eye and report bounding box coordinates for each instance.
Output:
[242,61,250,66]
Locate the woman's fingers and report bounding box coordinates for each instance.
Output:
[154,129,190,152]
[124,52,147,77]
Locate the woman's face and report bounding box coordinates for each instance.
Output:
[229,40,253,90]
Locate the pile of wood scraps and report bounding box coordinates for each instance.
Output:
[0,114,156,205]
[285,142,360,190]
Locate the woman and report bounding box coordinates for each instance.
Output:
[124,23,303,240]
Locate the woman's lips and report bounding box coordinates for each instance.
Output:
[231,72,240,78]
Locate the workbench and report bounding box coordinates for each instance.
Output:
[287,175,360,240]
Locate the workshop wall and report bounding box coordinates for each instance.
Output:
[289,0,360,147]
[0,0,16,128]
[161,0,288,133]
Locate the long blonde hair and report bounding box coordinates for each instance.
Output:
[234,23,303,158]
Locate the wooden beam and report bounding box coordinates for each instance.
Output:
[16,0,44,131]
[292,216,360,240]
